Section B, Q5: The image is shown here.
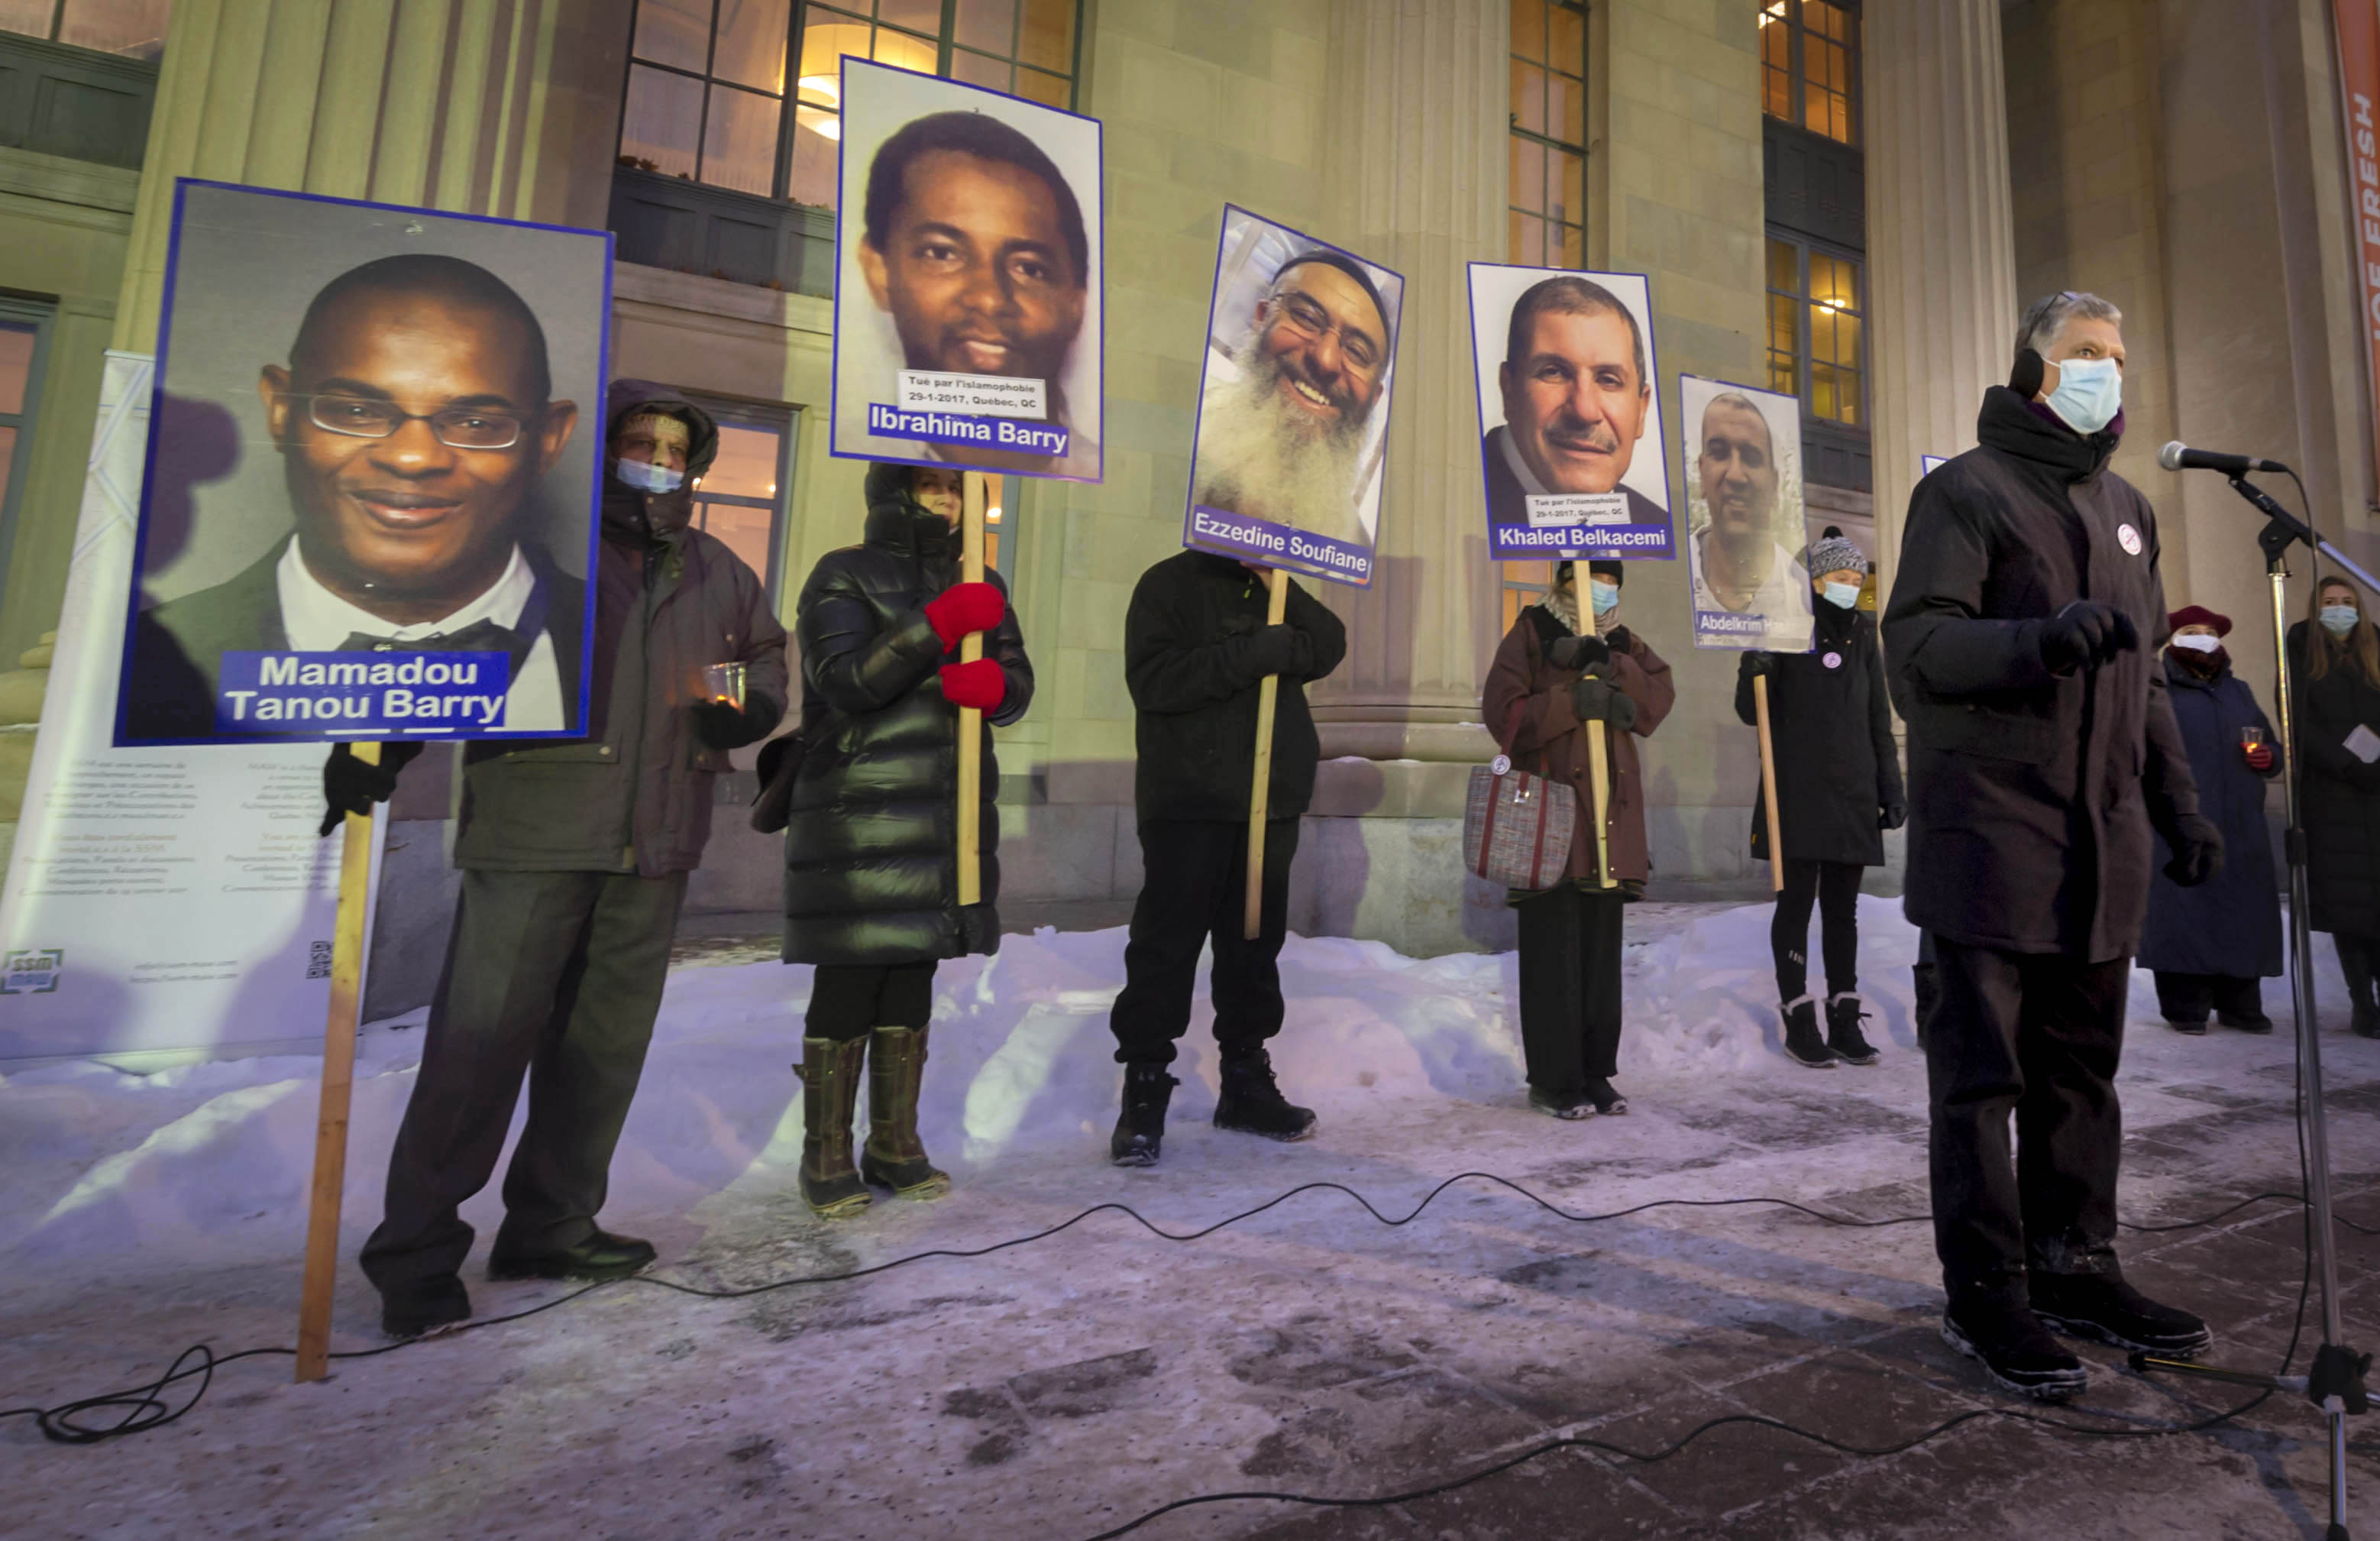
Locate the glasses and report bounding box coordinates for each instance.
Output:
[1269,292,1383,378]
[303,393,529,449]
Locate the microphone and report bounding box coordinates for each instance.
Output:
[2159,441,2291,476]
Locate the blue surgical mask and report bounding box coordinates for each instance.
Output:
[1589,579,1621,616]
[2322,604,2361,637]
[615,456,685,494]
[2045,355,2122,435]
[1822,581,1861,610]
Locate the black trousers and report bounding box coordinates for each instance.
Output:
[361,867,686,1297]
[2151,971,2264,1023]
[1926,937,2129,1303]
[807,962,937,1041]
[1515,883,1627,1091]
[1773,858,1862,1000]
[1109,817,1298,1067]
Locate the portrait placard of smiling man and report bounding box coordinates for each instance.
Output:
[830,58,1104,484]
[1678,374,1815,654]
[1467,264,1673,565]
[1183,206,1405,588]
[116,182,609,746]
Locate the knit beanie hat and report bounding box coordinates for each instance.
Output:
[1806,526,1869,578]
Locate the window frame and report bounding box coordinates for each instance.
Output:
[0,296,54,607]
[619,0,1087,206]
[1758,0,1859,150]
[1505,0,1589,270]
[1764,229,1867,434]
[682,394,798,602]
[0,0,170,59]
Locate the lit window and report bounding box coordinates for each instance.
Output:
[1500,561,1554,636]
[685,403,796,597]
[0,0,171,58]
[619,0,1082,209]
[1506,0,1587,269]
[1757,0,1858,148]
[1766,233,1864,429]
[0,303,50,609]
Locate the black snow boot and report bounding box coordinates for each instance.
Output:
[1111,1064,1177,1167]
[1825,992,1880,1065]
[1911,962,1939,1051]
[381,1275,471,1339]
[2031,1271,2213,1358]
[2340,937,2380,1038]
[1214,1048,1318,1141]
[1941,1297,2088,1402]
[1583,1076,1628,1115]
[1780,996,1837,1068]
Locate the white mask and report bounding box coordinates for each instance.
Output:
[2171,633,2220,654]
[615,456,685,494]
[2045,354,2122,435]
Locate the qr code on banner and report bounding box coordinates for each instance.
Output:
[308,940,333,980]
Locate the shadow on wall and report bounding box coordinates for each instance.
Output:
[137,394,243,582]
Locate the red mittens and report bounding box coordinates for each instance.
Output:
[939,659,1007,712]
[924,581,1006,648]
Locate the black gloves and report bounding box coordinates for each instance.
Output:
[2161,812,2224,888]
[1603,625,1632,656]
[319,742,425,837]
[1570,672,1638,732]
[1740,650,1774,678]
[1548,633,1610,672]
[1880,799,1908,831]
[1241,623,1305,680]
[2036,602,2138,675]
[692,698,776,750]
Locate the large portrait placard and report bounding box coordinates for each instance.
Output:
[115,180,612,746]
[1467,263,1673,562]
[829,57,1104,484]
[1679,374,1815,652]
[1182,205,1404,588]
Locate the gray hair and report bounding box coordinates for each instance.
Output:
[2016,290,2123,361]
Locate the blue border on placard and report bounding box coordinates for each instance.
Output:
[1677,370,1817,655]
[112,177,614,748]
[1463,259,1677,565]
[825,55,1106,485]
[1178,202,1405,590]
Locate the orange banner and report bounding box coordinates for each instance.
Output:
[2339,0,2380,469]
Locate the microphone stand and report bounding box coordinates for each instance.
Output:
[2129,475,2373,1541]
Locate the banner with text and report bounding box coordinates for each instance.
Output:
[2337,0,2380,485]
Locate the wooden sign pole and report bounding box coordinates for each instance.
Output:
[1753,673,1785,894]
[1585,719,1618,889]
[296,743,380,1383]
[956,473,988,908]
[1243,568,1289,940]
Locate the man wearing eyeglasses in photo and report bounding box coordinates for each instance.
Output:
[121,252,584,739]
[1192,248,1393,548]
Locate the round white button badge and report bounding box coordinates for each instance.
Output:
[1822,651,1842,670]
[2117,523,2143,556]
[1490,753,1512,776]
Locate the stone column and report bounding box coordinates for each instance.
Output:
[1863,0,2018,582]
[1309,0,1506,764]
[114,0,630,350]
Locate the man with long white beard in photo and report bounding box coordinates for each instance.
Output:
[1886,290,2223,1402]
[1191,249,1391,548]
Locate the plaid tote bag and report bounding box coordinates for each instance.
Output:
[1462,753,1576,891]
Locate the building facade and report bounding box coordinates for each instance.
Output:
[2,0,2373,986]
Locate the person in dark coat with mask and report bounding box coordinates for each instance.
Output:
[336,380,788,1337]
[2139,605,2282,1034]
[781,461,1033,1216]
[1736,527,1904,1070]
[2291,575,2380,1036]
[1107,552,1347,1167]
[1884,291,2221,1402]
[1483,559,1676,1119]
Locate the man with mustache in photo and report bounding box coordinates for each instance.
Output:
[121,252,583,739]
[1689,390,1811,625]
[859,109,1095,478]
[1192,248,1392,548]
[1483,275,1664,536]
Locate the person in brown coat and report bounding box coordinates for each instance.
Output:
[1483,558,1676,1117]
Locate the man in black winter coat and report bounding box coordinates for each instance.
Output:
[1107,550,1348,1165]
[1885,293,2222,1402]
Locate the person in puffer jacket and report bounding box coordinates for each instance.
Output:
[781,461,1033,1216]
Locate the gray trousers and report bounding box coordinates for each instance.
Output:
[361,867,686,1297]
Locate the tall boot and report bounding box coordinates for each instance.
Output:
[796,1036,871,1219]
[862,1025,951,1199]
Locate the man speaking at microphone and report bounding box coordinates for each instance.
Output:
[1886,291,2222,1400]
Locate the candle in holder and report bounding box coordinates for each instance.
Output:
[704,661,747,711]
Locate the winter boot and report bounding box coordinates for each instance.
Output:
[1780,996,1838,1068]
[1111,1064,1177,1167]
[1529,1086,1594,1120]
[1824,992,1881,1065]
[1941,1296,2089,1401]
[1584,1076,1628,1115]
[861,1025,951,1200]
[796,1036,871,1219]
[1214,1048,1318,1141]
[1911,962,1939,1052]
[2031,1271,2213,1358]
[2341,937,2380,1038]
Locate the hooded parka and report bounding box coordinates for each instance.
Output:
[2291,620,2380,939]
[2138,649,2282,978]
[781,464,1033,966]
[453,380,788,875]
[1734,598,1902,866]
[1883,387,2201,960]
